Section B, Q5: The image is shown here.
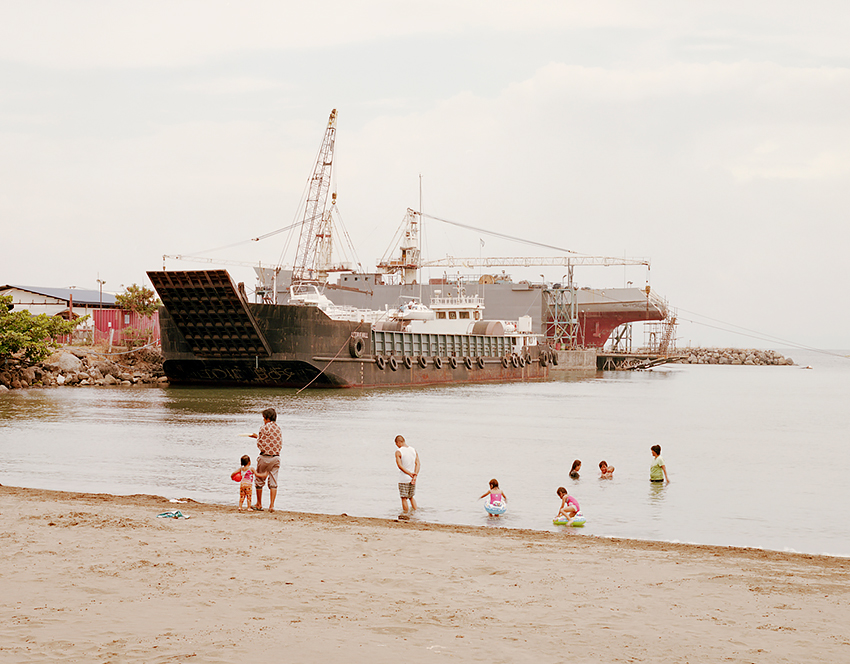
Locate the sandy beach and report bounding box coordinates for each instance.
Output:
[1,485,848,663]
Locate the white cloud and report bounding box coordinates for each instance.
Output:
[182,76,286,95]
[0,0,646,69]
[722,134,850,181]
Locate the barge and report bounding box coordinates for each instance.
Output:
[148,269,554,388]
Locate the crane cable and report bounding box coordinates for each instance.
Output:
[419,212,581,255]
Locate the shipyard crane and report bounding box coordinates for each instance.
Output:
[377,208,651,285]
[160,109,356,301]
[376,208,658,350]
[292,109,338,284]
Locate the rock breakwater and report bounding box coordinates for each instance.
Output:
[677,348,794,366]
[0,346,166,391]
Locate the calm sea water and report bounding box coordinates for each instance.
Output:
[1,349,848,556]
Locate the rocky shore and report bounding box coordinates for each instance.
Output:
[677,347,795,366]
[0,345,166,391]
[0,345,798,391]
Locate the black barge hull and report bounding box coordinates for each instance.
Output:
[148,270,552,389]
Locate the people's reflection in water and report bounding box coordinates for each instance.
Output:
[649,480,667,504]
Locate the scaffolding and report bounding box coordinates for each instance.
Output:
[541,265,580,348]
[642,307,678,355]
[608,323,633,353]
[543,287,579,348]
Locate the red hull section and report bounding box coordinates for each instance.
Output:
[546,309,665,349]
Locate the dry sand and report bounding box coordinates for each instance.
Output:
[1,485,848,663]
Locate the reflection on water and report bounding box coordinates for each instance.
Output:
[1,350,849,556]
[648,482,667,503]
[647,481,668,526]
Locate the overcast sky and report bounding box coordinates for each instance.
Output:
[2,1,848,350]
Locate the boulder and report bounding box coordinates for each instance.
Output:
[90,358,121,377]
[56,374,66,385]
[44,351,84,373]
[103,374,120,385]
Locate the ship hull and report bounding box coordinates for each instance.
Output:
[159,355,550,389]
[150,270,551,389]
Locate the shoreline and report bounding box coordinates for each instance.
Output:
[0,344,804,392]
[2,484,849,662]
[3,484,845,562]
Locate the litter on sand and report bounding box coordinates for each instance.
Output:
[157,511,190,519]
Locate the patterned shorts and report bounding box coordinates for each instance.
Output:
[398,482,416,498]
[255,455,280,490]
[240,484,252,500]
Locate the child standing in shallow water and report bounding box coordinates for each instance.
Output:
[650,445,670,483]
[480,479,508,515]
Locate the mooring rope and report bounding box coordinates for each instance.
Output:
[296,321,365,394]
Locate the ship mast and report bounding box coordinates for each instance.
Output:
[376,208,421,285]
[292,109,338,285]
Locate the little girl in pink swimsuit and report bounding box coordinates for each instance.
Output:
[556,487,580,519]
[480,479,508,516]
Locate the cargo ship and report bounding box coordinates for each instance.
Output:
[151,109,667,388]
[252,204,667,350]
[256,268,665,350]
[147,269,554,388]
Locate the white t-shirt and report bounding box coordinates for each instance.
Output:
[397,445,418,483]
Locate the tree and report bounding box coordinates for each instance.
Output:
[116,283,161,317]
[0,295,82,363]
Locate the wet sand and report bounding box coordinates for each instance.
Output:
[1,485,848,662]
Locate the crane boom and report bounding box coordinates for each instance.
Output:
[162,254,280,269]
[420,255,650,269]
[292,109,338,283]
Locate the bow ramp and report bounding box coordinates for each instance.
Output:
[147,270,271,358]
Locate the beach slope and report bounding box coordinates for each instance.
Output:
[1,486,848,662]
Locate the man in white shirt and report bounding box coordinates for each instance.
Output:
[394,435,420,514]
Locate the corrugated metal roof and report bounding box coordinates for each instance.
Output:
[0,285,118,307]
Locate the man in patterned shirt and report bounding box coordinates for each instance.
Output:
[249,407,282,512]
